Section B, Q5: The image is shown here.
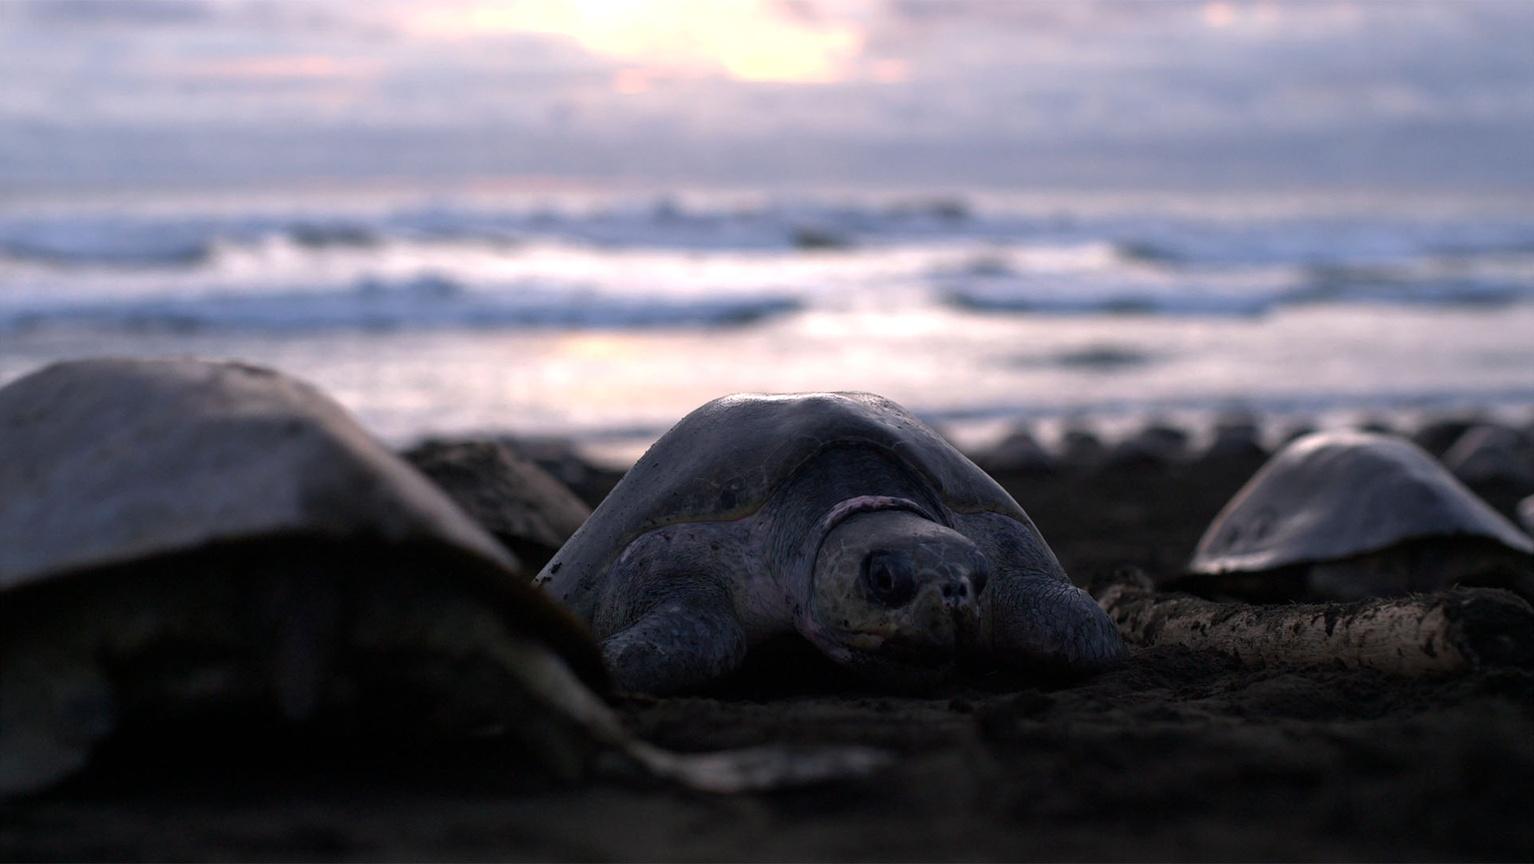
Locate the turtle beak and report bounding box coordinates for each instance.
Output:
[914,547,987,648]
[923,578,981,645]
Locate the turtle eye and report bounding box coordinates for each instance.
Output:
[861,551,916,607]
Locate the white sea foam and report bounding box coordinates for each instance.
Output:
[1,192,1531,445]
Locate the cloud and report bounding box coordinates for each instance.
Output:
[7,0,216,27]
[3,0,1532,193]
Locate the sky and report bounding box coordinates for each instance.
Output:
[2,0,1533,195]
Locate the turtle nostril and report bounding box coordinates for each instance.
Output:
[940,577,973,604]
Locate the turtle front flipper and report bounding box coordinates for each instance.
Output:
[594,557,749,695]
[987,576,1125,675]
[958,512,1125,675]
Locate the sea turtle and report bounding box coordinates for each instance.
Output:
[1106,421,1190,470]
[972,426,1056,477]
[1180,430,1534,601]
[1057,426,1107,470]
[1441,424,1534,493]
[0,360,880,798]
[1197,414,1266,466]
[403,438,592,571]
[1410,413,1485,457]
[501,437,628,510]
[535,392,1124,695]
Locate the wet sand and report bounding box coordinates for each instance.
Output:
[3,437,1532,862]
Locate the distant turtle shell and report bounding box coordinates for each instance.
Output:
[0,358,601,683]
[1058,427,1107,469]
[973,426,1056,476]
[403,438,592,571]
[1107,422,1189,468]
[1441,424,1534,490]
[1410,414,1485,457]
[1187,430,1534,576]
[1198,415,1266,465]
[539,392,1025,602]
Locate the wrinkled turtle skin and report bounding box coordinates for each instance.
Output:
[1181,431,1534,601]
[537,392,1123,695]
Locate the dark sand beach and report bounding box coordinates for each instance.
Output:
[4,430,1531,862]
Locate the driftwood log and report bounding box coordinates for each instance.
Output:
[1096,573,1534,676]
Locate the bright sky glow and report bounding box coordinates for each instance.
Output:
[411,0,862,83]
[2,0,1531,194]
[169,54,382,82]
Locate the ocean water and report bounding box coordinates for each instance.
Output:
[3,187,1532,461]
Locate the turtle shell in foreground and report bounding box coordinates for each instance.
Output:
[0,358,604,795]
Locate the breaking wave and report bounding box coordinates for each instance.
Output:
[0,275,803,333]
[2,196,1531,333]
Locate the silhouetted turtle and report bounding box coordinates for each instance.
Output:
[1107,421,1189,469]
[1442,424,1534,493]
[1198,414,1266,465]
[1057,426,1107,470]
[1411,414,1485,457]
[404,438,592,571]
[0,360,880,798]
[972,426,1056,476]
[502,436,628,510]
[1181,430,1534,601]
[536,392,1123,695]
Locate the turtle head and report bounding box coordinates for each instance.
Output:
[804,499,987,688]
